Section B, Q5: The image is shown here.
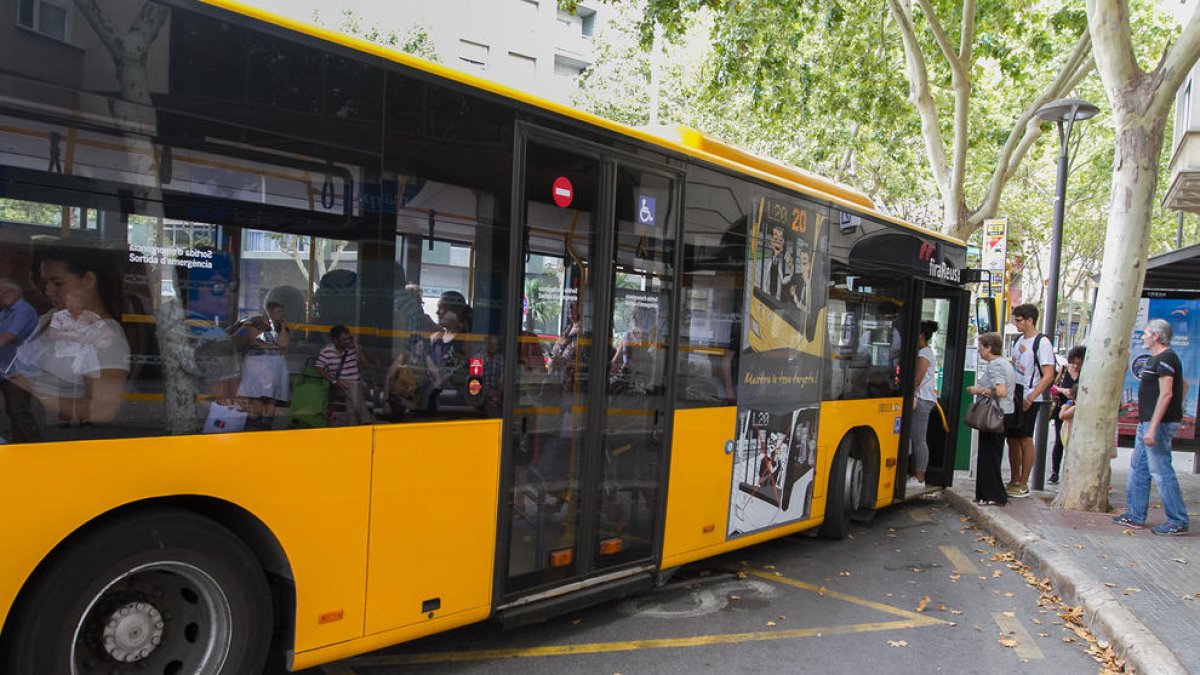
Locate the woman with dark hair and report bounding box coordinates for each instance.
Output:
[1049,345,1086,484]
[11,245,130,426]
[426,293,470,409]
[908,319,939,484]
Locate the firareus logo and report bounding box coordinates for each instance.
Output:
[918,240,961,282]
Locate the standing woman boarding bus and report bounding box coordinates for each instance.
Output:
[909,320,939,484]
[968,332,1015,505]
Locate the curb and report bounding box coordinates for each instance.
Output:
[941,489,1188,675]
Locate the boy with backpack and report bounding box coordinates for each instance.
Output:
[1005,303,1056,497]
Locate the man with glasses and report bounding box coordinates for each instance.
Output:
[1005,303,1055,497]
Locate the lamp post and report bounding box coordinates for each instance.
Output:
[1031,97,1098,491]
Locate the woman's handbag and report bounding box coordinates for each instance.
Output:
[965,395,1005,433]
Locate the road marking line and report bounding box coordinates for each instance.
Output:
[347,619,933,665]
[993,612,1045,660]
[939,544,981,575]
[909,509,933,522]
[745,568,951,625]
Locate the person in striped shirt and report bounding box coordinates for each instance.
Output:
[316,325,377,425]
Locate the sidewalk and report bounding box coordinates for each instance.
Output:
[943,447,1200,675]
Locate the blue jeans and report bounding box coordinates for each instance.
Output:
[1125,421,1189,527]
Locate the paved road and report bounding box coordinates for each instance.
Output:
[304,497,1104,674]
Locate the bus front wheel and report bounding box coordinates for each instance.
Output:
[2,508,273,675]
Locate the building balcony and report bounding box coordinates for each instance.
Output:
[1165,130,1200,213]
[1165,65,1200,214]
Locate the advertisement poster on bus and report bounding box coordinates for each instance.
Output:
[731,194,828,537]
[728,406,818,536]
[1119,294,1200,440]
[741,194,827,405]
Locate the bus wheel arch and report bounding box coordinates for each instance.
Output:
[1,499,293,673]
[819,427,881,539]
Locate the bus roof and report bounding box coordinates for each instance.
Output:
[203,0,964,247]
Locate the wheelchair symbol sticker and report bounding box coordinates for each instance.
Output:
[637,195,656,226]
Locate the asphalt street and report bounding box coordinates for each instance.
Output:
[304,498,1107,674]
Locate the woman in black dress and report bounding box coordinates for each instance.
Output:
[966,332,1015,505]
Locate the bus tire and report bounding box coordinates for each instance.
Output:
[2,508,273,675]
[819,445,851,539]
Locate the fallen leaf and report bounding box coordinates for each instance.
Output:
[951,609,963,616]
[763,565,776,570]
[729,594,741,601]
[887,640,908,648]
[1031,618,1042,625]
[1122,529,1137,536]
[999,638,1018,648]
[766,621,777,627]
[572,619,581,625]
[839,571,851,577]
[916,596,930,612]
[1039,633,1050,637]
[1001,611,1015,618]
[1102,582,1116,588]
[992,570,1004,578]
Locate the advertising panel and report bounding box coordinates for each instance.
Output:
[730,195,828,536]
[982,218,1006,299]
[1119,294,1200,440]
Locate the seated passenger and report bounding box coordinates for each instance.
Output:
[384,336,430,419]
[10,245,130,429]
[316,325,376,426]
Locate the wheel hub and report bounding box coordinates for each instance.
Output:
[102,601,164,662]
[845,457,864,510]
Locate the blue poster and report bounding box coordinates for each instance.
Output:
[1120,296,1200,440]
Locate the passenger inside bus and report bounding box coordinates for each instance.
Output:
[7,244,130,431]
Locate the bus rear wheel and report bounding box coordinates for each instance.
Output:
[2,509,273,675]
[819,439,874,539]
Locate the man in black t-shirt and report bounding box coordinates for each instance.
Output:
[1112,318,1190,536]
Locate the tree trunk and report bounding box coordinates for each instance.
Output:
[76,1,200,434]
[1053,115,1165,511]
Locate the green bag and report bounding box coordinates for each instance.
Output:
[289,367,330,428]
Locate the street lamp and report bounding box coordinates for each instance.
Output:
[1031,97,1099,490]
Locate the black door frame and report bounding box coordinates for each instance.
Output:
[895,280,969,495]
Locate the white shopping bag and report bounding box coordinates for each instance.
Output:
[203,401,247,434]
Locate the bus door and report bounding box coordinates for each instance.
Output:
[500,133,678,600]
[909,282,969,488]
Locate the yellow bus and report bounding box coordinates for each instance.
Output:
[0,1,973,671]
